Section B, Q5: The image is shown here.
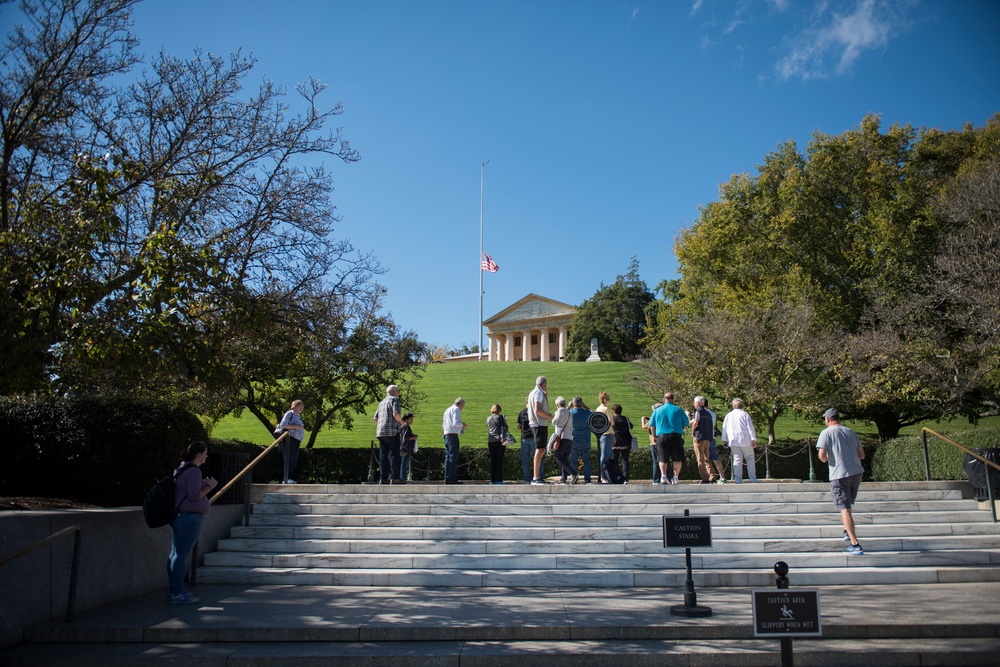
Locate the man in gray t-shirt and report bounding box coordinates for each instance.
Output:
[816,408,866,556]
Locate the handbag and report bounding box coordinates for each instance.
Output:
[630,436,639,452]
[500,415,517,445]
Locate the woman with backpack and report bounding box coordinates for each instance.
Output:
[168,441,217,605]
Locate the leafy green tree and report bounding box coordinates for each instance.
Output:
[664,113,999,439]
[0,0,424,442]
[630,297,836,445]
[565,257,653,362]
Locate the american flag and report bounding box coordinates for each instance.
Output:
[481,252,499,273]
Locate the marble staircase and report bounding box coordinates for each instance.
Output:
[197,480,1000,588]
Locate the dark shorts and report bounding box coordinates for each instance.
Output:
[655,433,684,463]
[830,474,862,510]
[532,426,549,450]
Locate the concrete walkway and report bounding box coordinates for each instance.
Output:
[5,582,1000,666]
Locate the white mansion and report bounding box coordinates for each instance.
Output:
[482,294,578,362]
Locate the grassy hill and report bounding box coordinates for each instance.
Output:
[210,360,998,448]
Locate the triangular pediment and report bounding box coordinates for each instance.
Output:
[484,293,577,325]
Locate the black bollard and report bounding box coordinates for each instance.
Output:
[774,561,793,667]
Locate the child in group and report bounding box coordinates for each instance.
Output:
[399,412,417,483]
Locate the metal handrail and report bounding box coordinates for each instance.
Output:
[922,427,1000,522]
[190,431,288,585]
[0,525,82,622]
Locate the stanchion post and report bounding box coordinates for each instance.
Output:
[775,561,793,667]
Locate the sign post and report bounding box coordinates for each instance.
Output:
[662,509,712,617]
[751,562,822,667]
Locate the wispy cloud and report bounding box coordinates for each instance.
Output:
[775,0,908,81]
[690,0,704,18]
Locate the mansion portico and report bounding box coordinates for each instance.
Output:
[483,294,577,362]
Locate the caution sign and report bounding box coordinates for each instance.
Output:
[662,515,712,548]
[751,589,822,637]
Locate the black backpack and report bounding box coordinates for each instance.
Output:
[142,464,197,528]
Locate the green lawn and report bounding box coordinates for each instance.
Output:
[209,360,1000,447]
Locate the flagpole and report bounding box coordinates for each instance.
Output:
[479,160,488,361]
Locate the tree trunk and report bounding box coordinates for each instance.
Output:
[872,411,902,441]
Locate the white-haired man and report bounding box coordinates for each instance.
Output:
[721,398,759,483]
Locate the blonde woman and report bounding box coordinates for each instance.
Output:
[276,399,306,484]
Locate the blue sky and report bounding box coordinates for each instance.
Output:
[11,1,1000,350]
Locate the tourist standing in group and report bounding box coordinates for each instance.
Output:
[374,385,404,484]
[816,408,866,555]
[276,399,306,484]
[398,412,417,484]
[167,441,217,605]
[721,398,759,483]
[704,399,726,483]
[569,396,593,483]
[550,396,578,483]
[595,391,614,483]
[486,404,509,485]
[528,376,553,485]
[442,397,468,484]
[611,404,633,483]
[647,392,690,484]
[516,401,538,483]
[642,402,663,483]
[690,396,718,484]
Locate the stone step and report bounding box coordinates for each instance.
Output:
[251,499,982,515]
[6,637,999,666]
[229,521,1000,541]
[259,488,967,504]
[212,534,1000,556]
[244,509,994,526]
[195,563,1000,587]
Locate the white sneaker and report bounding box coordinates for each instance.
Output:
[659,478,669,485]
[715,478,726,484]
[286,479,296,484]
[671,476,679,485]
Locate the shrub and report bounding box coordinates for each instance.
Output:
[868,427,1000,482]
[2,396,207,505]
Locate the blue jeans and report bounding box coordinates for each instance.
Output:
[598,434,614,480]
[443,434,460,482]
[520,433,536,482]
[168,512,203,597]
[378,435,401,482]
[400,452,411,481]
[569,443,592,482]
[651,445,660,483]
[281,438,302,481]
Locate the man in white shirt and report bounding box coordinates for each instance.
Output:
[442,398,468,484]
[720,398,759,483]
[527,376,552,485]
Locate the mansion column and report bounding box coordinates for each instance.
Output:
[539,327,550,362]
[505,333,513,362]
[487,335,496,361]
[521,329,531,361]
[558,326,568,361]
